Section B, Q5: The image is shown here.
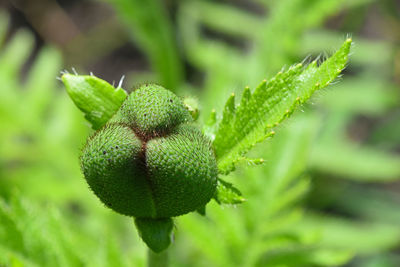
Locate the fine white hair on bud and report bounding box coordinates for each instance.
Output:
[81,83,218,219]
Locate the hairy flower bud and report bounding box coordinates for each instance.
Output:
[81,84,218,219]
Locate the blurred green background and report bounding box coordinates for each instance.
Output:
[0,0,399,266]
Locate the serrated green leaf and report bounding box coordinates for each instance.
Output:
[213,38,352,174]
[213,178,245,205]
[62,74,127,130]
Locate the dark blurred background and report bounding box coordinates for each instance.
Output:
[2,0,398,87]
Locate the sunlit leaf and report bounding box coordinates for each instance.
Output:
[213,39,352,174]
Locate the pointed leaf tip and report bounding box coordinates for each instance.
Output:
[213,39,352,174]
[62,74,127,130]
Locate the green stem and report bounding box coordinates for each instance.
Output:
[148,248,168,267]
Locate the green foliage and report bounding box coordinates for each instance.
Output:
[213,179,245,205]
[104,0,183,90]
[0,14,144,266]
[177,0,366,116]
[310,140,400,181]
[177,116,323,267]
[0,19,88,205]
[62,74,127,130]
[212,39,352,174]
[297,30,400,184]
[0,193,139,267]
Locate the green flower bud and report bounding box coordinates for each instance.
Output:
[110,84,193,138]
[81,124,156,217]
[146,124,217,217]
[81,84,218,219]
